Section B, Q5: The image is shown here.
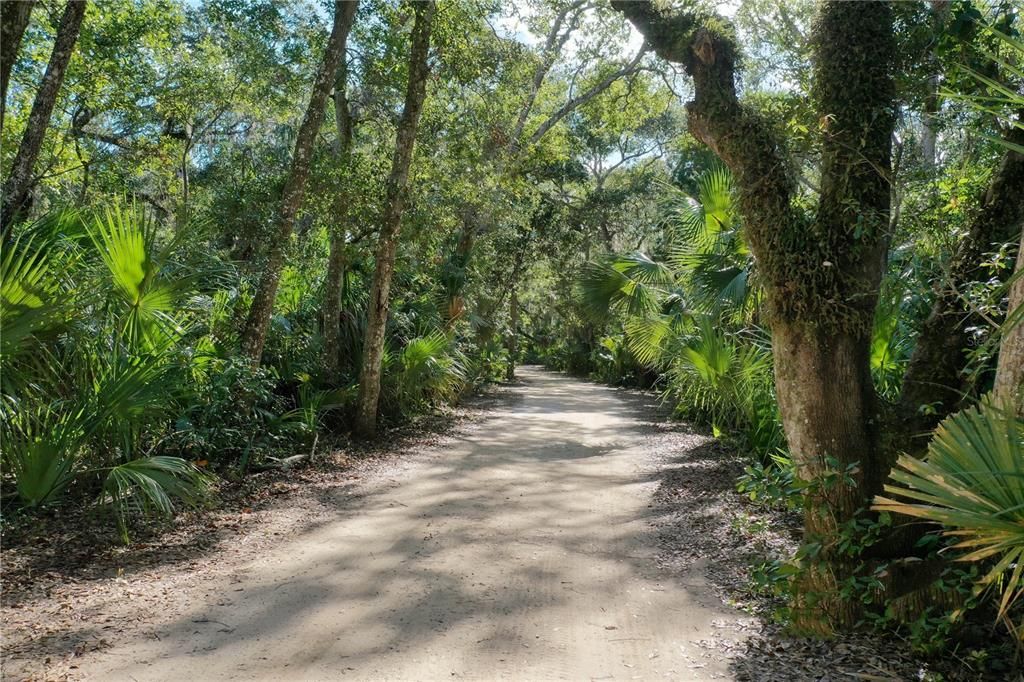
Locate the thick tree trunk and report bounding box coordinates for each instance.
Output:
[321,0,359,376]
[994,228,1024,417]
[899,125,1024,430]
[777,2,895,634]
[0,0,35,134]
[1,0,86,239]
[353,1,435,438]
[239,0,354,365]
[614,0,896,635]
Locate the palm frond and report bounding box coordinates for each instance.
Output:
[102,456,213,542]
[578,253,673,321]
[0,237,65,366]
[873,402,1024,637]
[1,403,88,507]
[88,204,194,349]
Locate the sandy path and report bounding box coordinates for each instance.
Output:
[74,367,743,680]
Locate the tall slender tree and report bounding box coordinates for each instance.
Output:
[1,0,86,239]
[354,0,436,438]
[322,0,360,375]
[239,0,357,365]
[0,0,36,134]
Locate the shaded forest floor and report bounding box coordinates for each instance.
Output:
[1,368,1003,681]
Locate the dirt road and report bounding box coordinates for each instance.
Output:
[73,367,745,680]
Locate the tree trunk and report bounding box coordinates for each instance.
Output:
[1,0,86,239]
[353,1,435,438]
[177,124,193,232]
[442,217,477,327]
[613,0,896,635]
[899,124,1024,431]
[321,0,359,376]
[775,2,896,634]
[994,228,1024,417]
[0,0,35,135]
[323,236,349,373]
[239,0,354,365]
[506,286,519,381]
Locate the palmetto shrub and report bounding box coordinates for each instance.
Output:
[1,205,212,537]
[662,320,781,451]
[380,330,468,417]
[575,167,783,456]
[873,402,1024,642]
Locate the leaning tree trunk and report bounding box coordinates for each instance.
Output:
[239,0,354,366]
[353,1,436,438]
[321,0,359,375]
[613,0,897,635]
[1,0,86,240]
[0,0,35,135]
[994,227,1024,417]
[899,123,1024,434]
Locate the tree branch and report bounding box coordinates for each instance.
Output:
[510,0,592,142]
[527,43,649,147]
[610,0,797,303]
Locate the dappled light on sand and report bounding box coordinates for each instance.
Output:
[73,368,747,680]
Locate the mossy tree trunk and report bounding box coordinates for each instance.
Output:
[1,0,86,240]
[353,1,435,438]
[612,0,898,634]
[239,0,354,366]
[321,0,360,376]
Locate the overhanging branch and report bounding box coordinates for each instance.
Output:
[527,43,650,147]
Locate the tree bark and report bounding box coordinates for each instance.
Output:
[239,0,354,365]
[899,124,1024,431]
[0,0,35,135]
[353,0,435,438]
[321,0,359,375]
[994,228,1024,417]
[776,3,896,634]
[1,0,85,239]
[613,0,896,634]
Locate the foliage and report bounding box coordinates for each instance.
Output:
[382,331,468,417]
[169,355,294,470]
[737,451,804,512]
[874,402,1024,642]
[566,167,784,455]
[2,1,1022,665]
[0,206,212,536]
